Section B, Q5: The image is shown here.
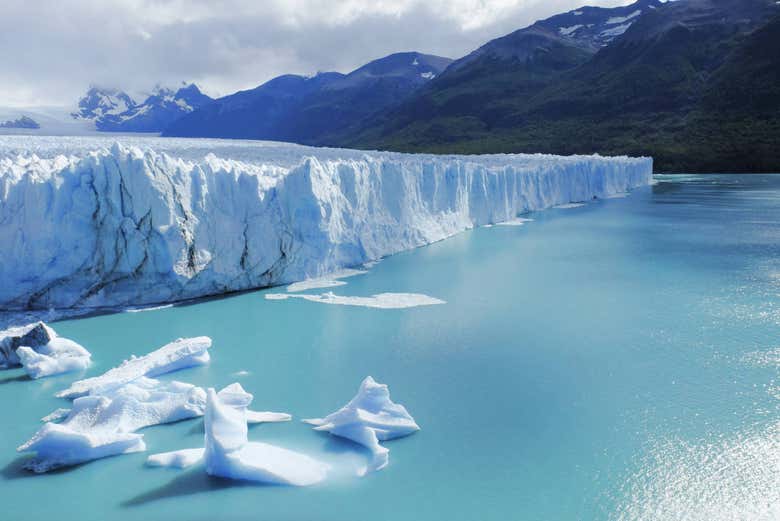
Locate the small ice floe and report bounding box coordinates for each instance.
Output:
[0,322,91,378]
[604,192,630,199]
[18,377,207,473]
[17,338,91,379]
[247,410,292,423]
[147,448,205,469]
[265,292,445,309]
[0,322,54,367]
[56,336,211,399]
[304,376,419,475]
[554,202,586,209]
[231,370,251,378]
[147,383,324,486]
[285,268,368,292]
[496,217,534,227]
[124,304,174,313]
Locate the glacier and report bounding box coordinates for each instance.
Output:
[0,135,652,311]
[304,376,420,474]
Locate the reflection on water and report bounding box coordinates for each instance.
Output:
[615,421,780,521]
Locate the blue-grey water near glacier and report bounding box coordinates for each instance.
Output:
[1,174,778,520]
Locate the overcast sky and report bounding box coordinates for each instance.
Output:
[2,0,635,107]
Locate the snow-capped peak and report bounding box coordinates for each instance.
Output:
[71,87,137,121]
[72,83,212,132]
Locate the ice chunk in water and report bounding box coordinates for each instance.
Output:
[146,448,205,469]
[18,377,207,472]
[204,386,328,485]
[265,292,445,309]
[148,383,323,486]
[0,322,55,367]
[56,336,211,398]
[304,376,419,474]
[17,337,91,379]
[0,321,91,378]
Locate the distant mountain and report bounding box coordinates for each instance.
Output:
[72,87,137,121]
[162,52,453,143]
[343,0,780,172]
[72,84,213,133]
[0,116,40,129]
[338,0,662,150]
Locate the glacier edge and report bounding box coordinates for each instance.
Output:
[0,141,652,310]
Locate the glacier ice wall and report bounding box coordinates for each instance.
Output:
[0,137,652,310]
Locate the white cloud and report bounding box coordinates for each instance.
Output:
[0,0,634,107]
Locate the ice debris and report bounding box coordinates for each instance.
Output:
[265,292,445,309]
[17,338,91,379]
[0,322,91,378]
[147,448,205,469]
[18,377,207,472]
[304,376,419,474]
[147,383,324,486]
[286,268,368,292]
[57,336,211,399]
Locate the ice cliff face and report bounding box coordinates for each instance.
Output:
[0,136,652,310]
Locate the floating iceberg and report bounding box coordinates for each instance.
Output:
[57,336,211,399]
[0,136,652,311]
[304,376,419,474]
[496,217,534,227]
[148,383,325,486]
[286,268,368,292]
[18,377,207,472]
[265,292,445,309]
[17,337,91,379]
[0,321,90,378]
[146,448,204,469]
[1,322,56,367]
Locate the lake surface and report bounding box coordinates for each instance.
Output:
[1,174,778,521]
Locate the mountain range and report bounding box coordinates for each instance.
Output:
[342,0,780,172]
[75,0,780,172]
[72,84,212,132]
[162,52,452,143]
[0,116,40,129]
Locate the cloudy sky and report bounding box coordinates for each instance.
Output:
[2,0,635,107]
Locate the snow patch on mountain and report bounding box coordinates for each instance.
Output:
[559,24,584,36]
[601,22,634,38]
[606,10,641,25]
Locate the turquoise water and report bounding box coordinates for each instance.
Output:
[1,175,778,520]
